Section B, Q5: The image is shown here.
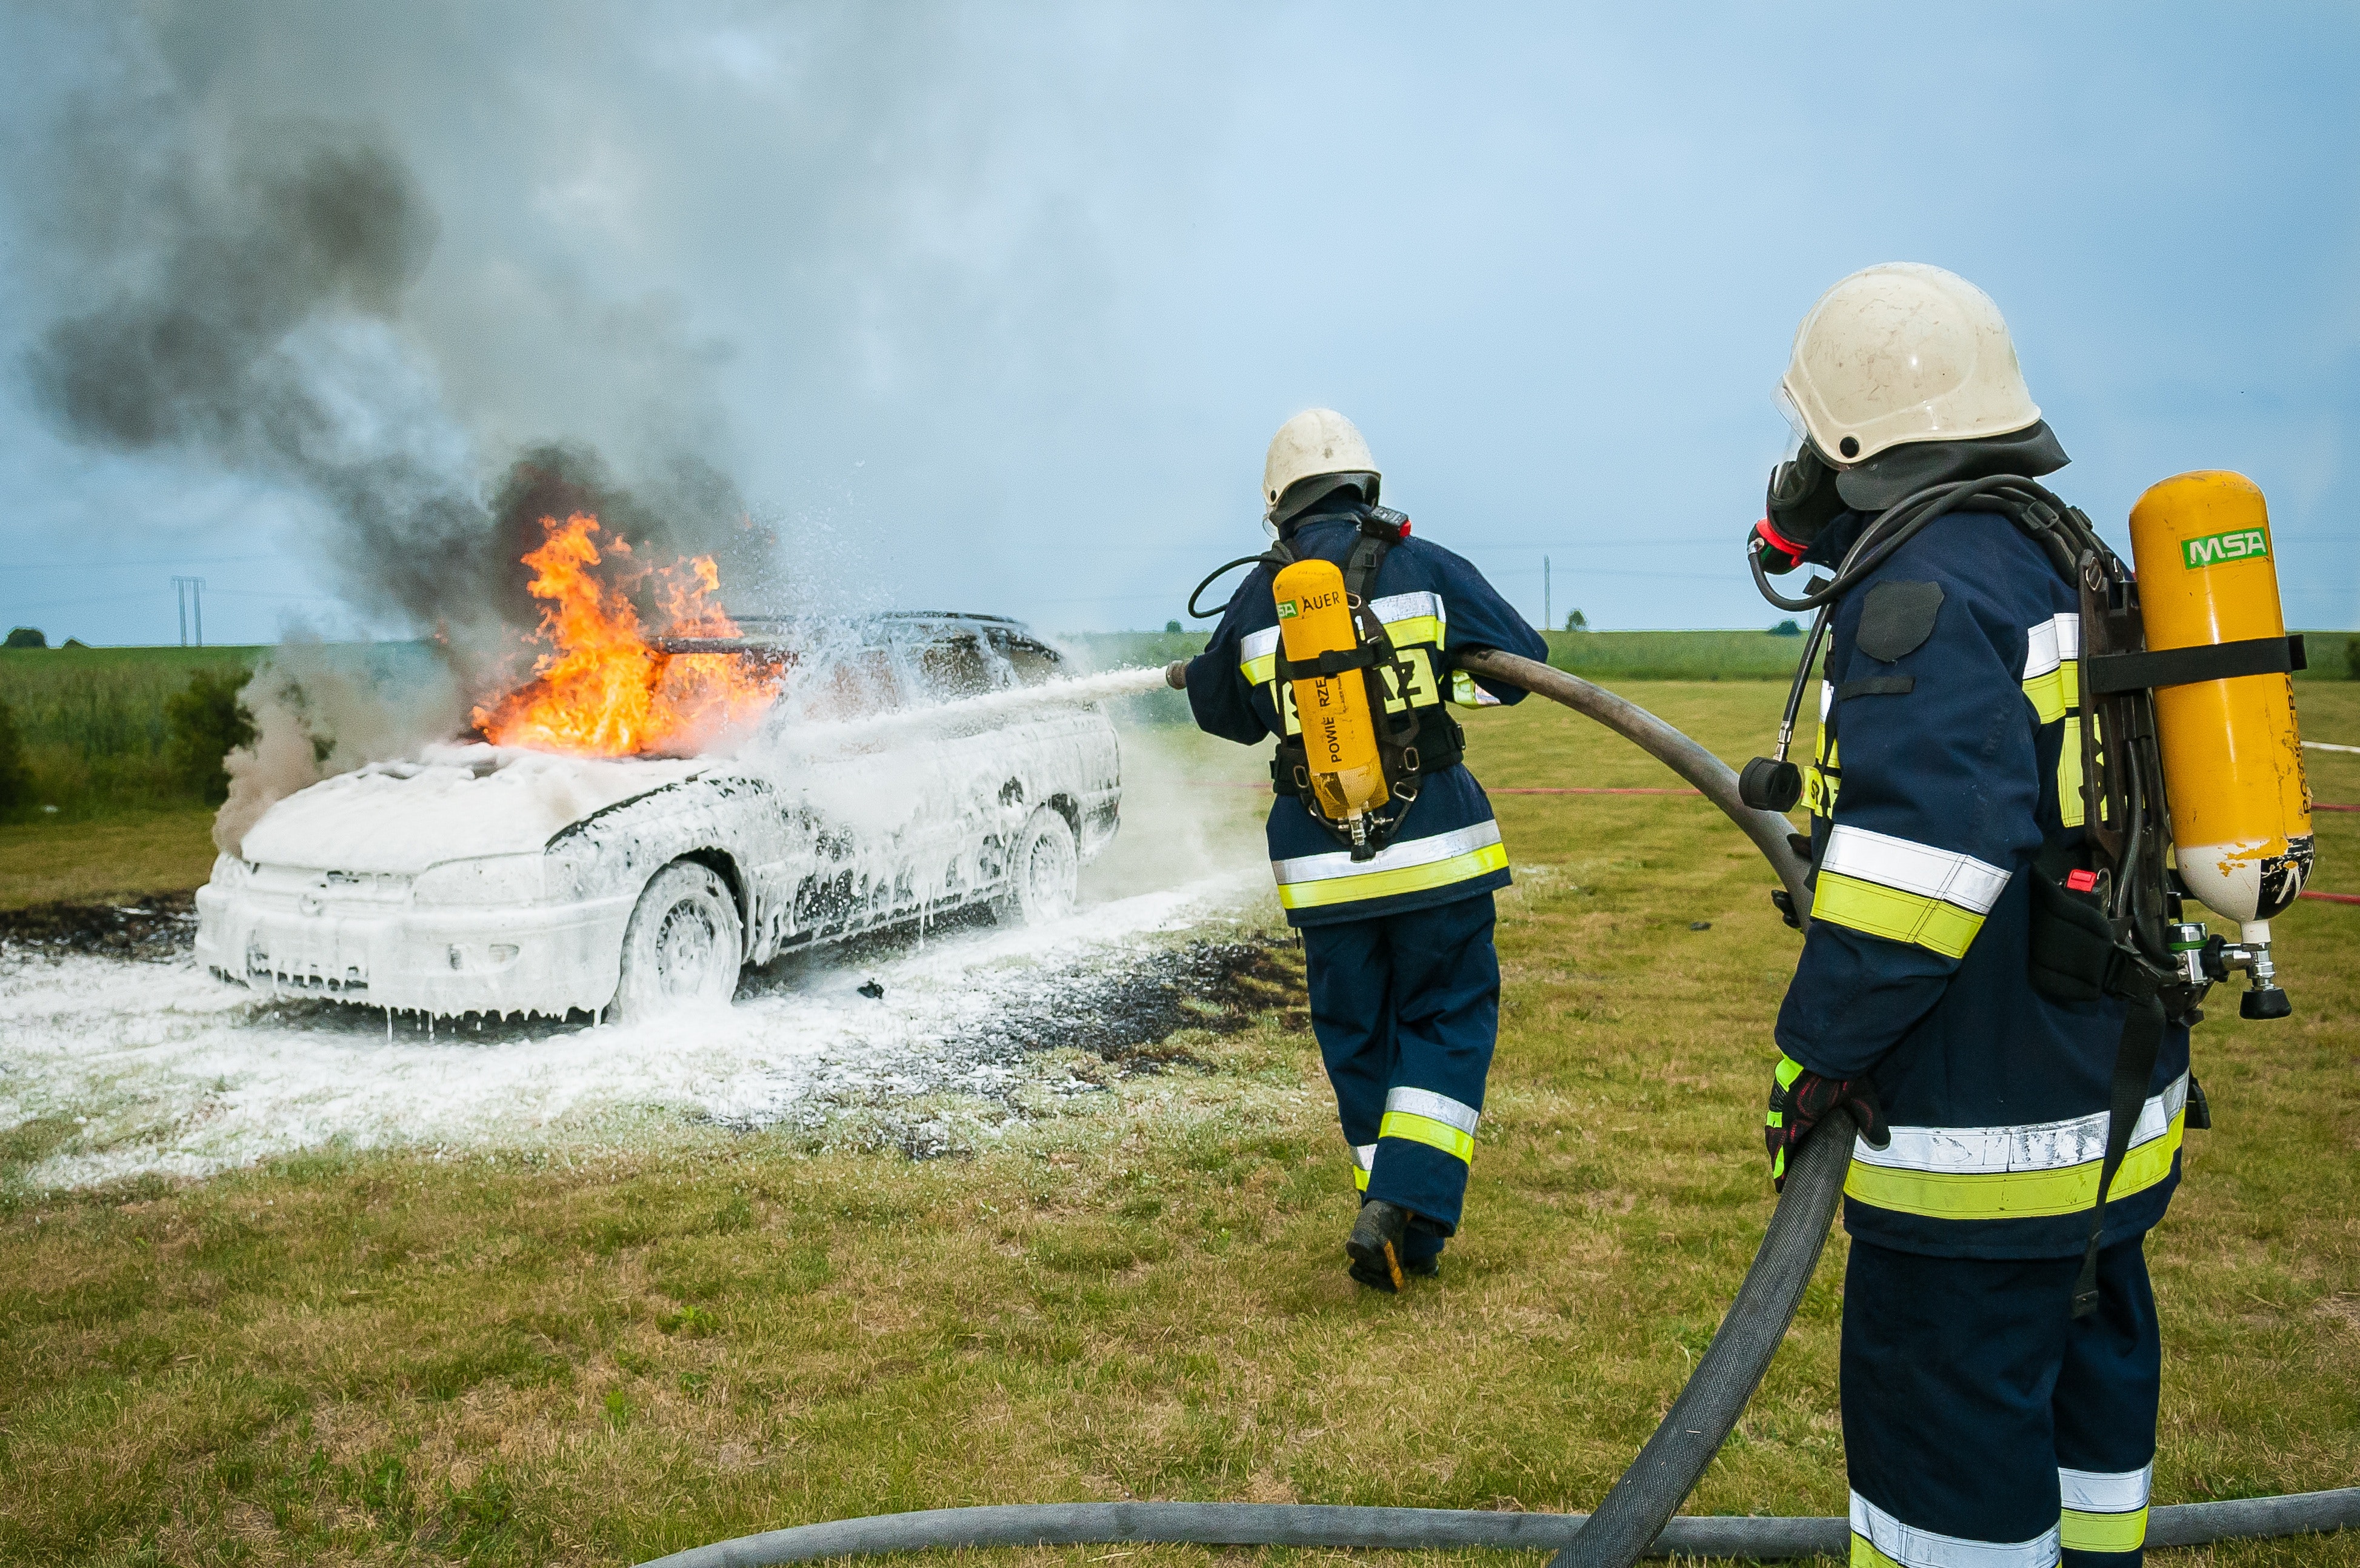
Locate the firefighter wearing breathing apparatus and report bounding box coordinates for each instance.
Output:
[1171,409,1547,1293]
[1748,264,2313,1568]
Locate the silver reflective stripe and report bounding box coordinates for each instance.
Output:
[1855,1074,2187,1177]
[1819,678,1834,719]
[1367,590,1445,633]
[1352,1143,1377,1173]
[1850,1492,2059,1567]
[2060,1462,2150,1512]
[1822,824,2010,914]
[1272,820,1504,887]
[1384,1086,1479,1136]
[2022,612,2081,681]
[1241,626,1281,664]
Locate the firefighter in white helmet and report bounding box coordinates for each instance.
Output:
[1754,265,2191,1566]
[1168,409,1547,1290]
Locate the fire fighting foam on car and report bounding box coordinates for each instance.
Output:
[193,512,1172,1027]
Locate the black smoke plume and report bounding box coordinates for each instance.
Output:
[24,112,771,646]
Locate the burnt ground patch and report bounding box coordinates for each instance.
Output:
[947,934,1308,1075]
[0,892,197,962]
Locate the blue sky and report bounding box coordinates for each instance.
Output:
[2,2,2355,645]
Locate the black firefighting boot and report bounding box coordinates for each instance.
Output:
[1347,1199,1413,1292]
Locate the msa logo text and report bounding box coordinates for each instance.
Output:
[2182,528,2270,569]
[1276,601,1299,619]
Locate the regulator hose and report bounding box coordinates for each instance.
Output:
[638,653,2358,1567]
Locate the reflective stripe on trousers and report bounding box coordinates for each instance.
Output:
[1379,1085,1479,1165]
[1272,820,1507,911]
[2060,1463,2150,1555]
[1850,1489,2060,1566]
[1847,1073,2188,1220]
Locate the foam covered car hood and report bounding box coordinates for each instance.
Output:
[236,742,706,875]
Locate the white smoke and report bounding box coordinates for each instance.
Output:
[215,635,468,854]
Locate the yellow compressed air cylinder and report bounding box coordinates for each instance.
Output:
[1274,558,1388,829]
[2127,470,2313,930]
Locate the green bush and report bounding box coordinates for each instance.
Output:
[5,627,47,649]
[164,669,255,805]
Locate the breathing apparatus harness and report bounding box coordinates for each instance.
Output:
[1742,468,2224,1317]
[1188,505,1466,860]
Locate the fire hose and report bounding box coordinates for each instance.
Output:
[639,650,2357,1567]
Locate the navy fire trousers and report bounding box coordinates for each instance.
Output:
[1301,892,1500,1261]
[1844,1235,2161,1567]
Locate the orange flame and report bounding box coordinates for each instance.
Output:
[470,513,780,756]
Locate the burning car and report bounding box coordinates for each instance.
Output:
[193,516,1121,1021]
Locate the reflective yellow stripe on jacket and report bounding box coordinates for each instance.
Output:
[1239,592,1461,735]
[1239,590,1444,687]
[1812,824,2009,960]
[2022,612,2087,828]
[1847,1074,2188,1219]
[1271,821,1507,911]
[1804,680,1841,819]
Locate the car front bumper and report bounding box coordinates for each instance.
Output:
[195,882,638,1019]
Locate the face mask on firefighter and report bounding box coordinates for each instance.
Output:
[1754,444,1847,575]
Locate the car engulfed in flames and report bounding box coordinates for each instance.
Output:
[193,516,1121,1022]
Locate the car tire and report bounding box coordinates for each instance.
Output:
[612,861,743,1023]
[991,807,1079,926]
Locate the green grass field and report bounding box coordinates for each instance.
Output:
[5,631,2350,823]
[1,681,2353,1566]
[0,805,224,909]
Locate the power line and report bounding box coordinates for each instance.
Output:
[12,552,294,573]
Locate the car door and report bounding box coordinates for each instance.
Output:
[771,640,953,941]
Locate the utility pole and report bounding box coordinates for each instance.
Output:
[172,576,206,647]
[1544,555,1552,633]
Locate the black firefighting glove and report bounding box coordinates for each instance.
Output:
[1764,1053,1889,1191]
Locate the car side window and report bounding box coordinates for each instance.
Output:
[993,636,1064,687]
[808,645,902,717]
[915,630,995,699]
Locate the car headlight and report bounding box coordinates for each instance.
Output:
[413,854,548,907]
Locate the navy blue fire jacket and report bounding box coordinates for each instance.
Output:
[1778,507,2190,1260]
[1183,499,1549,926]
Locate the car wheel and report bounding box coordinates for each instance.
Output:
[992,807,1079,926]
[613,861,743,1023]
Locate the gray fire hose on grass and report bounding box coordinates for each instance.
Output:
[640,652,2358,1568]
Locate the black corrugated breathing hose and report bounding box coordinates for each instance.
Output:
[637,653,2356,1567]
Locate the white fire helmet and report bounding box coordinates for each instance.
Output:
[1262,408,1379,515]
[1779,263,2041,466]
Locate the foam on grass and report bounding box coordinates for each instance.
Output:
[1,871,1259,1192]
